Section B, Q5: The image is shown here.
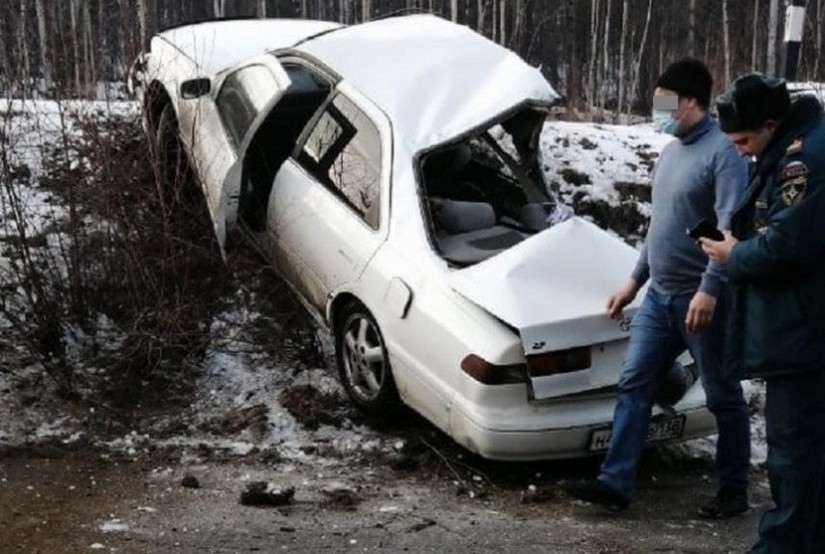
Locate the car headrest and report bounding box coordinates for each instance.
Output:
[435,200,496,234]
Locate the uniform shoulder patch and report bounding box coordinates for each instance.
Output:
[779,160,808,206]
[786,137,803,153]
[780,160,809,181]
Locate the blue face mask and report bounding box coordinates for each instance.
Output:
[653,109,679,135]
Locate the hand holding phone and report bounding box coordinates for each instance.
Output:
[687,220,724,242]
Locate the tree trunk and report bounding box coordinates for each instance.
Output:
[0,12,9,83]
[600,0,612,115]
[752,0,760,70]
[213,0,225,18]
[816,0,822,76]
[588,0,599,115]
[34,0,53,90]
[83,0,95,96]
[18,1,32,86]
[768,0,780,76]
[629,0,653,116]
[258,0,266,17]
[688,0,696,57]
[512,0,527,52]
[491,0,497,43]
[477,0,486,33]
[617,0,629,119]
[499,0,506,46]
[722,0,731,88]
[69,0,82,94]
[451,0,458,22]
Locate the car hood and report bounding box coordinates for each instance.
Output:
[449,217,641,356]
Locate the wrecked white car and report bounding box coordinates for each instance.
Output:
[132,15,716,460]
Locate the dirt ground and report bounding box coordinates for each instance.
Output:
[1,436,769,554]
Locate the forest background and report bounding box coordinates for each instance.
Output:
[2,0,823,118]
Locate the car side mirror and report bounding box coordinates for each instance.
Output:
[180,78,211,99]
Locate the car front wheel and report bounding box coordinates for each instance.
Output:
[336,302,399,416]
[154,103,194,210]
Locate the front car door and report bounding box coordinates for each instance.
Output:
[186,55,291,251]
[267,84,391,313]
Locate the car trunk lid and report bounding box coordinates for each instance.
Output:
[449,217,642,399]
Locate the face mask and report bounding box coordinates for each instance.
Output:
[653,109,679,135]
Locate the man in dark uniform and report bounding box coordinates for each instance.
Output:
[702,74,825,553]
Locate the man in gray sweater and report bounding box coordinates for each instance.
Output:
[562,59,751,518]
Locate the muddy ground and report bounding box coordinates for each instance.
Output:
[1,427,768,554]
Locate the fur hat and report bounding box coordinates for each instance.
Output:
[655,58,713,107]
[715,73,791,133]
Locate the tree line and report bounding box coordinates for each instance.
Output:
[1,0,824,116]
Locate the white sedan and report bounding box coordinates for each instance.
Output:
[132,14,716,460]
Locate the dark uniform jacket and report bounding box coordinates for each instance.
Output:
[725,95,825,379]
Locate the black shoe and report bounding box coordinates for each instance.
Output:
[697,492,748,519]
[560,478,629,512]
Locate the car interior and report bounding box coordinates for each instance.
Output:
[419,107,556,266]
[239,62,332,231]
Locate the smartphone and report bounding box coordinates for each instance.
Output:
[687,220,724,241]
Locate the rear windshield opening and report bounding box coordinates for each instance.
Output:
[419,108,558,266]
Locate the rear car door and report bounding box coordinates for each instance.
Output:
[187,55,291,251]
[267,86,391,312]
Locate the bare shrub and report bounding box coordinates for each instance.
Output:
[0,100,226,404]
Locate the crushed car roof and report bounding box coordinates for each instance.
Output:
[158,19,342,75]
[296,15,559,150]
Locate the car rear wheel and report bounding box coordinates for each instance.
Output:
[335,302,399,416]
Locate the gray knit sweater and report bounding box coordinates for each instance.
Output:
[631,115,748,298]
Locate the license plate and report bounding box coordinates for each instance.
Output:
[588,415,686,452]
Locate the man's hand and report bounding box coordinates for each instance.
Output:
[699,231,738,263]
[606,279,640,320]
[685,291,716,334]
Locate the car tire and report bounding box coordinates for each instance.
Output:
[154,103,194,210]
[335,301,399,416]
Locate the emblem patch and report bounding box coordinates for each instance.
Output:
[754,220,768,235]
[781,160,809,181]
[781,176,807,206]
[786,138,803,153]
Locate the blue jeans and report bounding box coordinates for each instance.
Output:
[598,287,751,500]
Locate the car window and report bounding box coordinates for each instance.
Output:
[297,94,382,230]
[216,64,279,148]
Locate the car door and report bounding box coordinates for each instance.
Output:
[186,55,292,252]
[267,85,391,313]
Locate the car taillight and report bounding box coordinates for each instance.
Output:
[526,347,591,376]
[460,354,525,385]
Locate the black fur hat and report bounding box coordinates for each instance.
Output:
[716,73,791,133]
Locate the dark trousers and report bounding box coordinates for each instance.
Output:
[750,370,825,554]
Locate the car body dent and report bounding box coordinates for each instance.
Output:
[449,217,641,354]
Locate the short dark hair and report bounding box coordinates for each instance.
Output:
[655,58,713,108]
[715,73,791,133]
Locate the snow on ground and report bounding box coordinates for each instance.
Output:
[540,120,672,209]
[0,98,768,469]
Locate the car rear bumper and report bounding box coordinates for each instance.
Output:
[448,385,718,461]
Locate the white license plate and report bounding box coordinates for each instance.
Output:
[588,415,686,452]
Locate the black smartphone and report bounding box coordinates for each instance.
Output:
[687,220,724,241]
